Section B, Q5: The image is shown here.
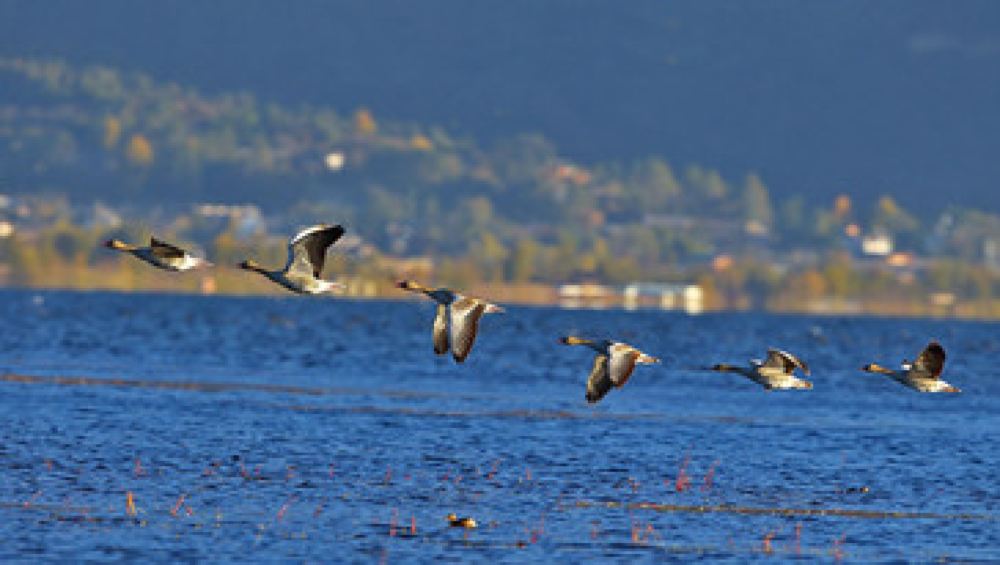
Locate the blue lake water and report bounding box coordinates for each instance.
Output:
[1,289,998,561]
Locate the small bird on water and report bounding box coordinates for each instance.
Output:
[559,336,659,403]
[396,280,503,363]
[861,340,960,393]
[710,348,813,390]
[239,224,345,294]
[446,513,477,528]
[104,236,211,272]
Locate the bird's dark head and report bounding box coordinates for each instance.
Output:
[104,239,128,250]
[238,259,261,271]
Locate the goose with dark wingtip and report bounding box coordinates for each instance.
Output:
[711,348,813,390]
[862,341,960,393]
[559,336,659,403]
[104,237,211,271]
[239,224,345,294]
[396,280,503,363]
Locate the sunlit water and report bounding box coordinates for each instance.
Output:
[1,289,998,561]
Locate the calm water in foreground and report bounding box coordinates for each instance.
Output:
[0,289,998,562]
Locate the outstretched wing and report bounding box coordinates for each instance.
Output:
[286,224,345,278]
[763,348,810,375]
[149,237,187,260]
[432,303,449,355]
[608,343,640,387]
[449,297,486,363]
[585,353,613,404]
[913,341,946,379]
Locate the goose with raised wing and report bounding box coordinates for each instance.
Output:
[711,348,813,390]
[104,237,211,271]
[396,280,503,363]
[559,336,660,403]
[239,224,345,294]
[862,341,960,393]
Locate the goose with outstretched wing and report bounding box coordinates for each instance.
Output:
[862,341,960,393]
[711,348,813,390]
[104,236,211,271]
[559,336,660,403]
[239,224,345,294]
[397,280,503,363]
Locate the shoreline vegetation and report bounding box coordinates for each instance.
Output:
[4,260,1000,322]
[3,55,1000,322]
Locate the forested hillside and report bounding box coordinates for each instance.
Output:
[0,56,798,262]
[1,0,998,214]
[3,2,1000,313]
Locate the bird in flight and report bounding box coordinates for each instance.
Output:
[104,237,211,271]
[559,336,659,403]
[239,224,345,294]
[710,348,813,390]
[396,280,503,363]
[862,341,960,393]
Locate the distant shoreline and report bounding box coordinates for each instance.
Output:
[5,283,999,323]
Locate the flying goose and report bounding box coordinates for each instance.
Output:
[239,224,345,294]
[104,237,211,271]
[862,341,960,393]
[396,280,503,363]
[559,336,660,403]
[711,348,813,390]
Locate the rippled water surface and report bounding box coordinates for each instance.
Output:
[1,289,998,562]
